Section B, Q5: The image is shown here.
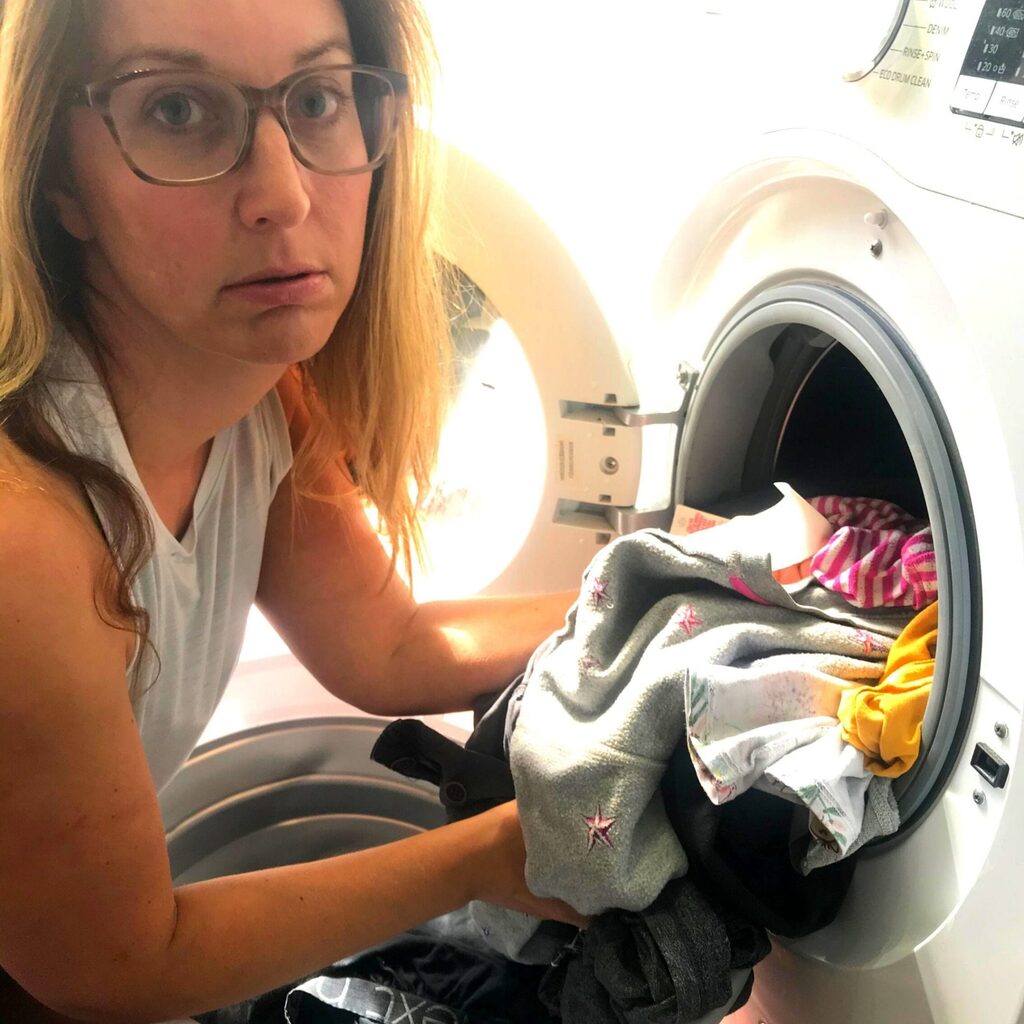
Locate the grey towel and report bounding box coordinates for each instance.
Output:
[509,528,911,920]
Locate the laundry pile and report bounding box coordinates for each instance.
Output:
[204,488,941,1023]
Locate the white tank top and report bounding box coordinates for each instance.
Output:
[40,330,294,792]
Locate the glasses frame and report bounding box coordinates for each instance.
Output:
[68,63,409,187]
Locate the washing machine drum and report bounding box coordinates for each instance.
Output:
[674,283,979,837]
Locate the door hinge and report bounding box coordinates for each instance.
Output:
[553,362,699,540]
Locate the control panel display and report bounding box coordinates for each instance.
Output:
[960,3,1024,83]
[953,2,1024,121]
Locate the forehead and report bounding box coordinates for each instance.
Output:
[89,0,353,81]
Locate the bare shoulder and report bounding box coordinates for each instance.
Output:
[0,436,132,672]
[0,436,104,575]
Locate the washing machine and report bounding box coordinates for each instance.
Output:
[161,2,1024,1022]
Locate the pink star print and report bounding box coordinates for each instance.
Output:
[583,806,616,851]
[589,578,610,606]
[677,604,703,637]
[854,629,877,655]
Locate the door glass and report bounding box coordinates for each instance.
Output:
[413,268,546,599]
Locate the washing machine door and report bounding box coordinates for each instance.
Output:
[421,144,690,599]
[161,718,447,882]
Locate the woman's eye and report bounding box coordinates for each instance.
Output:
[295,87,343,119]
[151,93,204,128]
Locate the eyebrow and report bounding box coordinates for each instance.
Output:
[295,38,355,66]
[106,37,355,77]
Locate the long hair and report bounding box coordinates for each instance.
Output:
[0,0,449,702]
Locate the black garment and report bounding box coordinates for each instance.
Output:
[370,719,514,823]
[285,976,461,1023]
[372,715,579,964]
[197,930,560,1024]
[196,982,294,1024]
[285,934,560,1024]
[467,674,527,761]
[538,875,770,1024]
[660,740,856,938]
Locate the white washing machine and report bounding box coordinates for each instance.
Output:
[161,3,1024,1022]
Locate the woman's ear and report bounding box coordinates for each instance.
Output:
[46,185,95,242]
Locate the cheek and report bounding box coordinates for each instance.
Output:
[95,191,227,300]
[312,176,372,279]
[71,124,228,300]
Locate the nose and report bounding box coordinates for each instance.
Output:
[234,111,311,230]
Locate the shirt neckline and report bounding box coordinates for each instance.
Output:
[48,332,236,560]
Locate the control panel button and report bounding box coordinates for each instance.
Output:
[952,74,998,115]
[985,82,1024,123]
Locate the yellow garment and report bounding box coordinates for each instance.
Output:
[837,602,938,778]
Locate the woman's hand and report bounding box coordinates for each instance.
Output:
[466,801,589,928]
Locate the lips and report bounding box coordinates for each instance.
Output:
[223,266,330,307]
[227,265,322,287]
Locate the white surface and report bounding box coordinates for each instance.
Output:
[691,482,834,574]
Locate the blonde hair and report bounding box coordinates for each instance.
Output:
[0,0,449,698]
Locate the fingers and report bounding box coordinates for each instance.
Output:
[469,800,590,928]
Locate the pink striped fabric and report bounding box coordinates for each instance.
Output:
[808,496,937,610]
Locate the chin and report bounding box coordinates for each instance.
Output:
[232,307,340,365]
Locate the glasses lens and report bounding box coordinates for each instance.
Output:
[284,68,398,173]
[107,72,246,183]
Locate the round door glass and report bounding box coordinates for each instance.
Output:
[413,269,546,599]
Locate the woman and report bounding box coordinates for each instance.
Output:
[0,0,582,1020]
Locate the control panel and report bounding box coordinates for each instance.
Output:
[700,1,1024,215]
[952,1,1024,122]
[833,0,1024,217]
[857,0,965,104]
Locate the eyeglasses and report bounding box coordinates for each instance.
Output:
[69,64,408,187]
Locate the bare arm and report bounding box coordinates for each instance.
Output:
[256,371,576,715]
[162,803,540,1015]
[0,484,580,1024]
[373,591,574,714]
